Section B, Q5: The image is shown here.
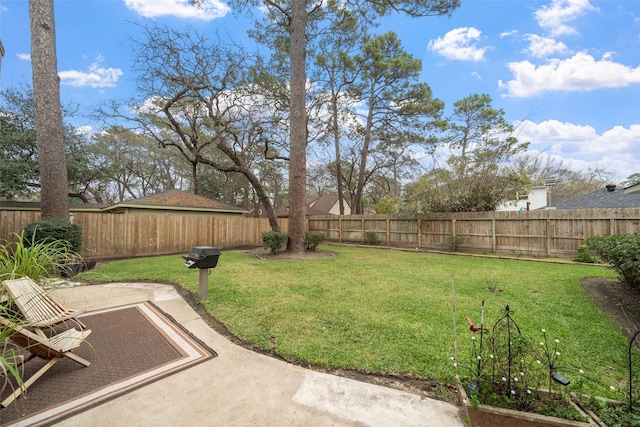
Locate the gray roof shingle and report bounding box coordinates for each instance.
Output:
[548,185,640,209]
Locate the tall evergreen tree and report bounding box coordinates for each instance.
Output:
[29,0,69,219]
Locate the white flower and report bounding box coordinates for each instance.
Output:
[453,363,458,367]
[477,356,481,360]
[489,354,494,359]
[579,369,585,374]
[514,377,519,382]
[555,339,560,343]
[450,356,455,360]
[520,372,525,377]
[610,386,616,391]
[541,329,546,333]
[556,352,561,356]
[527,389,532,395]
[502,377,507,382]
[540,342,545,346]
[471,336,476,340]
[511,390,516,395]
[536,360,541,364]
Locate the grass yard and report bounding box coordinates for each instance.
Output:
[78,245,627,395]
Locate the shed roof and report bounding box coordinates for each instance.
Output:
[104,190,247,213]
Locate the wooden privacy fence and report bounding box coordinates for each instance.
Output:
[2,208,639,259]
[0,210,288,259]
[308,208,640,258]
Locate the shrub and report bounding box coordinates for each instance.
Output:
[23,219,83,253]
[0,231,78,281]
[262,231,288,255]
[572,244,602,264]
[584,233,640,289]
[444,234,469,252]
[364,231,381,246]
[305,231,326,251]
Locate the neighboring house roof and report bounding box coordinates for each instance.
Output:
[625,183,640,195]
[0,190,247,215]
[103,190,247,214]
[0,201,105,211]
[547,184,640,209]
[306,194,347,213]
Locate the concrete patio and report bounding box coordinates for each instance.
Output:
[40,282,465,427]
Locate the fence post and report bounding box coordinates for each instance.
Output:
[546,218,552,257]
[417,219,421,248]
[339,218,343,242]
[386,218,390,245]
[491,218,496,253]
[361,217,365,243]
[452,218,457,247]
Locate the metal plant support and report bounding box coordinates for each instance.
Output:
[628,330,640,412]
[490,305,525,394]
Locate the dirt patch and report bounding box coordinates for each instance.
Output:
[581,277,640,340]
[244,247,337,261]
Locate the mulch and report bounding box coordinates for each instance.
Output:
[0,302,216,427]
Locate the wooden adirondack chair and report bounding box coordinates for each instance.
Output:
[0,316,91,407]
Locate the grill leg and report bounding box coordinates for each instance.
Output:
[198,268,209,300]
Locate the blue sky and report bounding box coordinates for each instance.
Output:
[0,0,639,182]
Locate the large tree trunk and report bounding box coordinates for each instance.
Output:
[30,0,69,220]
[331,93,345,215]
[354,92,375,214]
[287,0,307,253]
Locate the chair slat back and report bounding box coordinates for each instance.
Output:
[2,277,76,326]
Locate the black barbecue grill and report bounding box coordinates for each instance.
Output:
[182,246,221,299]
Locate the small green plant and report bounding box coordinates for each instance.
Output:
[305,231,326,251]
[572,244,602,263]
[0,231,78,281]
[23,219,83,253]
[444,234,469,251]
[580,395,640,426]
[262,231,288,255]
[363,231,381,245]
[0,305,24,400]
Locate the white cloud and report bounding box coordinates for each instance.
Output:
[499,52,640,97]
[500,30,518,39]
[515,119,640,178]
[524,35,568,58]
[124,0,229,20]
[427,27,490,62]
[534,0,598,36]
[16,53,31,61]
[59,56,123,88]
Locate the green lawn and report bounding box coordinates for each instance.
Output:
[78,245,627,394]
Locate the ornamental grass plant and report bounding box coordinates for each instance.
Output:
[0,231,78,281]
